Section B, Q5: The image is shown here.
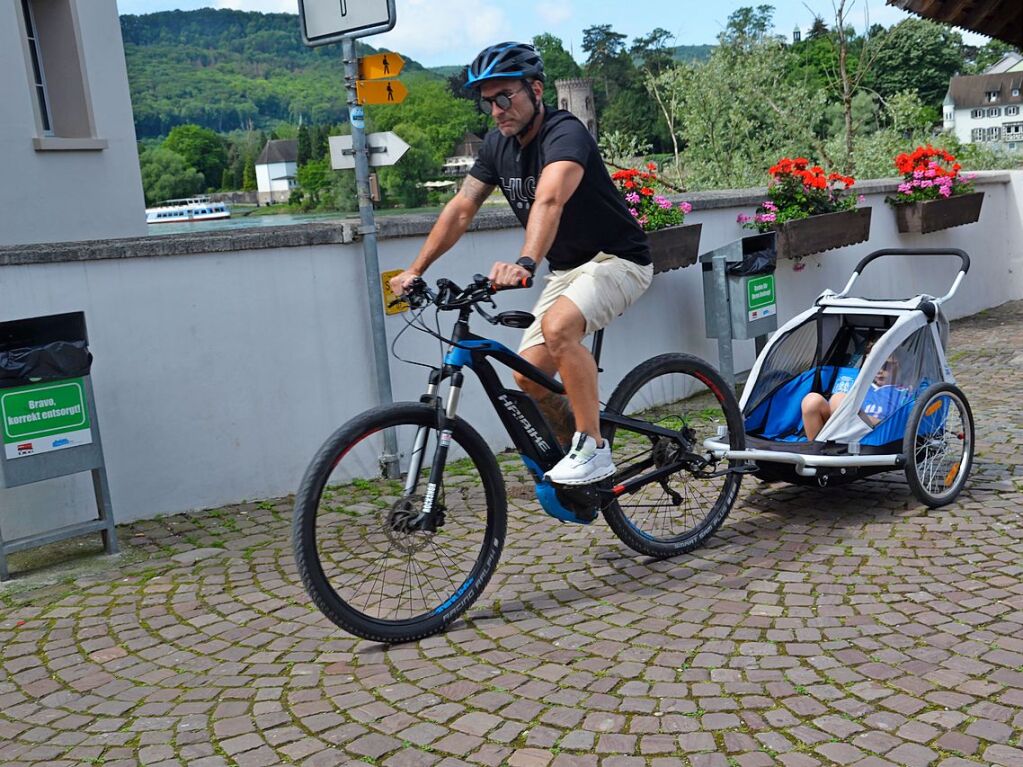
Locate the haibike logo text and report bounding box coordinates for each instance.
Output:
[498,394,551,452]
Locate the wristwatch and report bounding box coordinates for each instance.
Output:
[515,257,537,275]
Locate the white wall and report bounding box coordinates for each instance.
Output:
[255,161,296,201]
[0,173,1020,540]
[0,0,146,246]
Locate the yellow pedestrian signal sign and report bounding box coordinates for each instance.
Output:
[381,270,407,315]
[359,52,405,80]
[356,79,408,105]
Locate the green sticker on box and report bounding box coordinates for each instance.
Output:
[1,378,93,459]
[746,274,776,322]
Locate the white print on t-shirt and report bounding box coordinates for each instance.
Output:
[500,175,536,210]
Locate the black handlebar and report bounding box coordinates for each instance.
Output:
[853,248,970,275]
[398,273,532,311]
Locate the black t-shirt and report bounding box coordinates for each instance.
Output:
[468,109,650,271]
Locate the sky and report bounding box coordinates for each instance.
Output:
[114,0,990,69]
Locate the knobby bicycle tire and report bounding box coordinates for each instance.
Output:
[293,403,506,643]
[601,353,745,558]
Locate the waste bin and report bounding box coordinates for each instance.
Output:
[699,232,778,388]
[700,232,778,341]
[0,311,116,579]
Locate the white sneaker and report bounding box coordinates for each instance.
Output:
[545,432,615,486]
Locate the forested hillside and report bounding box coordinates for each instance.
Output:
[120,9,431,137]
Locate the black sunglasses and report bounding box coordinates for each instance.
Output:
[478,87,528,114]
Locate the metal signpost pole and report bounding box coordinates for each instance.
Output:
[342,36,398,476]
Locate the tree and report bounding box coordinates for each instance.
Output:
[719,5,779,51]
[582,24,630,103]
[659,42,827,189]
[295,157,331,209]
[964,39,1020,75]
[597,130,651,166]
[631,28,675,75]
[865,19,963,106]
[532,33,582,108]
[163,124,228,191]
[807,16,829,40]
[139,147,204,204]
[297,123,312,166]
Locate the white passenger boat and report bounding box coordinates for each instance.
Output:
[145,196,231,224]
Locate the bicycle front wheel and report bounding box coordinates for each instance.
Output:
[602,354,745,558]
[293,403,506,643]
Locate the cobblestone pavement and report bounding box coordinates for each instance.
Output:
[3,301,1023,767]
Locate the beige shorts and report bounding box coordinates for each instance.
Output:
[518,252,653,353]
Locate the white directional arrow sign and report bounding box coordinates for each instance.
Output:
[298,0,396,47]
[329,131,410,170]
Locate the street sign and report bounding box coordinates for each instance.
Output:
[359,52,405,80]
[381,269,407,315]
[329,131,410,170]
[298,0,397,47]
[356,79,408,105]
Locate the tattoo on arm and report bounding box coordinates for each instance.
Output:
[459,176,495,207]
[534,391,576,447]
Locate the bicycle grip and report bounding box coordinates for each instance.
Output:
[490,276,533,292]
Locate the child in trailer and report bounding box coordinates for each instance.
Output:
[801,354,910,441]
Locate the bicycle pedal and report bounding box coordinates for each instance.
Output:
[554,484,602,524]
[732,462,760,475]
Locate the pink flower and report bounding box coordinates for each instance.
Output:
[737,213,752,224]
[679,201,692,214]
[629,207,639,218]
[625,192,640,204]
[913,169,924,179]
[763,200,779,212]
[857,194,865,203]
[755,212,776,223]
[898,183,913,194]
[655,196,673,209]
[939,186,952,198]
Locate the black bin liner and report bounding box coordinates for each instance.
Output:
[728,233,777,276]
[0,312,91,389]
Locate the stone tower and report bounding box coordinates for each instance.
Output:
[554,78,598,139]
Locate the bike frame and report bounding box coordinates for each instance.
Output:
[406,304,701,526]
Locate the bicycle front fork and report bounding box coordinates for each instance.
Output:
[403,372,464,532]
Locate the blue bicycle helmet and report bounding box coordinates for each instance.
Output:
[465,42,545,89]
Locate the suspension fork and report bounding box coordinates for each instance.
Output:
[403,374,441,496]
[416,371,463,532]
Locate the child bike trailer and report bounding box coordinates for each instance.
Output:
[706,248,974,507]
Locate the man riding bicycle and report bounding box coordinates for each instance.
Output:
[389,41,652,486]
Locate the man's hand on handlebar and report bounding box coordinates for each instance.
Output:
[488,261,533,289]
[389,269,423,299]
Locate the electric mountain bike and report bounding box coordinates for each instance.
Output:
[293,274,746,643]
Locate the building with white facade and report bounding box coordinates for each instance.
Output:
[943,61,1023,152]
[255,139,298,204]
[2,0,146,246]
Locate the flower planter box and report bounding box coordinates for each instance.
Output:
[647,223,702,274]
[892,191,984,234]
[773,207,872,260]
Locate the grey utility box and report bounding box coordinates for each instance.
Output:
[0,312,117,580]
[699,232,778,388]
[700,232,779,341]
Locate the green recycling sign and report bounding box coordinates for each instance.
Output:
[746,274,777,322]
[1,378,93,459]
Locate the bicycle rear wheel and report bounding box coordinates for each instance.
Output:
[293,403,505,643]
[602,354,744,558]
